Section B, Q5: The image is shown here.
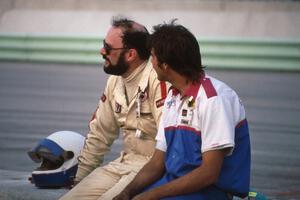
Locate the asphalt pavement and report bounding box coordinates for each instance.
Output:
[0,62,300,200]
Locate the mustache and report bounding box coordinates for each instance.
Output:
[102,55,110,62]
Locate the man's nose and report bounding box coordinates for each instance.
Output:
[100,47,106,56]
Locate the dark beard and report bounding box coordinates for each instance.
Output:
[103,51,129,76]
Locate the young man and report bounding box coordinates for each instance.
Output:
[114,21,251,200]
[60,17,168,200]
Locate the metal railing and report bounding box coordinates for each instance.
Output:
[1,34,299,71]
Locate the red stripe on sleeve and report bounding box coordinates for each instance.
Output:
[160,81,167,99]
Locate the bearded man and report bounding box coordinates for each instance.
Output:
[59,16,169,200]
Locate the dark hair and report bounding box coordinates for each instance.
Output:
[111,16,150,60]
[149,20,204,82]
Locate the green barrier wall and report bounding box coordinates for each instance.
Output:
[0,34,300,71]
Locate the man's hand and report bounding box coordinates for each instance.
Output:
[112,190,131,200]
[67,180,79,189]
[132,191,159,200]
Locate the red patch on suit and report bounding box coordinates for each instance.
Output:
[156,98,166,108]
[115,102,122,113]
[182,109,188,117]
[101,93,106,102]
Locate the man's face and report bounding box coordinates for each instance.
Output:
[100,27,129,75]
[151,49,167,81]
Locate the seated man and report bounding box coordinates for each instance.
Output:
[60,16,169,200]
[114,21,251,200]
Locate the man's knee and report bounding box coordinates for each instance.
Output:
[98,172,137,200]
[60,167,120,200]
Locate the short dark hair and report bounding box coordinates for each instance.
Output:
[111,16,150,60]
[149,20,204,82]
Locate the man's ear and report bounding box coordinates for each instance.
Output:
[126,49,137,62]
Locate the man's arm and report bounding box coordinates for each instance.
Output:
[132,148,230,200]
[75,77,119,182]
[113,149,166,200]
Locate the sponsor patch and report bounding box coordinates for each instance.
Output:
[181,119,189,125]
[166,98,176,108]
[156,98,165,108]
[181,109,188,117]
[101,93,106,102]
[115,102,122,113]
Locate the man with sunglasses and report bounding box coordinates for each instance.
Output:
[60,16,169,200]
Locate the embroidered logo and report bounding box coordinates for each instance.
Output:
[187,96,195,108]
[156,98,166,108]
[115,102,122,113]
[166,98,176,108]
[182,109,188,117]
[101,93,106,102]
[181,119,189,125]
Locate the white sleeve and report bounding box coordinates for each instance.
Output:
[155,112,167,152]
[200,96,235,155]
[155,94,170,152]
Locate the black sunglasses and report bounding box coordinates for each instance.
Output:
[103,40,127,54]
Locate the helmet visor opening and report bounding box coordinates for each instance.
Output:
[35,148,75,171]
[36,157,64,171]
[38,149,64,164]
[28,150,42,163]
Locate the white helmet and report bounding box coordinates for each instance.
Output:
[28,130,85,188]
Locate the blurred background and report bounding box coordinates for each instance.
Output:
[0,0,300,199]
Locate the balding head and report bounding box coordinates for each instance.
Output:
[110,16,150,60]
[111,16,148,33]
